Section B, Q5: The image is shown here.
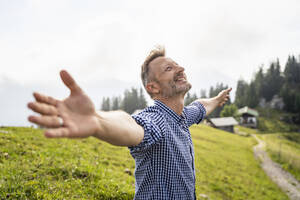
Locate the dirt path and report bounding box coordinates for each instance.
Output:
[252,134,300,200]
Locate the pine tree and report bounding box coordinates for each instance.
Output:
[138,88,147,109]
[235,79,249,108]
[121,87,144,114]
[247,81,258,108]
[101,97,111,111]
[184,92,198,106]
[200,89,207,98]
[254,66,264,99]
[280,55,300,113]
[284,56,298,84]
[209,83,230,117]
[112,96,120,110]
[184,92,192,106]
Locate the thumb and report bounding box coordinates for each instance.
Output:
[60,70,83,95]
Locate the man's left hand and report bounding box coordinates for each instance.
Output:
[216,88,232,107]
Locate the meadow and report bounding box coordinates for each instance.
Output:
[238,125,300,182]
[0,125,289,199]
[260,132,300,182]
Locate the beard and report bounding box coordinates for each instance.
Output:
[160,79,192,98]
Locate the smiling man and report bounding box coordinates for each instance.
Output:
[28,46,231,199]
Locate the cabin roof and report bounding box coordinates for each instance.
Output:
[237,106,259,117]
[208,117,238,127]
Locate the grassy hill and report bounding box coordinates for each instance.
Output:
[0,126,289,199]
[238,125,300,182]
[255,107,300,132]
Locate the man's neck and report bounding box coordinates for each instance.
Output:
[154,95,185,116]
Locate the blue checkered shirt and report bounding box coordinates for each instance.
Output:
[128,100,206,200]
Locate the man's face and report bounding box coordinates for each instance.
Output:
[148,57,192,98]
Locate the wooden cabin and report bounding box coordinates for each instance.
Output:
[207,117,238,133]
[237,106,259,128]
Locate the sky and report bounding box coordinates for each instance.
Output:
[1,0,300,126]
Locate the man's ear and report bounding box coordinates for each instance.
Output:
[146,82,160,96]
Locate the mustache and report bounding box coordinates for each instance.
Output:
[174,73,186,80]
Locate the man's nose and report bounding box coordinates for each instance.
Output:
[176,65,185,73]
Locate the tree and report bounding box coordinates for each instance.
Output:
[280,55,300,113]
[247,81,259,108]
[121,87,148,114]
[284,56,299,84]
[254,66,264,99]
[122,88,138,114]
[184,92,192,106]
[112,96,121,110]
[184,92,198,106]
[209,83,230,117]
[200,89,207,98]
[234,79,249,108]
[101,97,111,111]
[262,60,284,101]
[138,88,147,109]
[220,104,238,117]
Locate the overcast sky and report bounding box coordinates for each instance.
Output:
[1,0,300,126]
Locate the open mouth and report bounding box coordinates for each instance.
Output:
[174,75,187,83]
[176,78,186,83]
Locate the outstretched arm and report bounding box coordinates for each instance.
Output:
[94,110,144,146]
[28,70,144,147]
[197,88,232,115]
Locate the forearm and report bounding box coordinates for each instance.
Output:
[94,110,144,147]
[197,97,219,116]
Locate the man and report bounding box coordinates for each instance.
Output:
[27,46,231,199]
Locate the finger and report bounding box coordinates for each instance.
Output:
[33,92,59,106]
[226,88,232,94]
[60,70,83,95]
[27,102,58,116]
[44,128,70,138]
[28,115,63,128]
[219,99,228,106]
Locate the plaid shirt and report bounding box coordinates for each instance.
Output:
[129,100,206,200]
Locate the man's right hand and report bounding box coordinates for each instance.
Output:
[28,70,100,138]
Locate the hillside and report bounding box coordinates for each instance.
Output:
[0,126,288,199]
[256,107,300,133]
[238,125,300,183]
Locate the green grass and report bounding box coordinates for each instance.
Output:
[255,107,300,132]
[237,123,300,182]
[0,127,135,199]
[260,132,300,182]
[235,125,258,135]
[191,125,288,200]
[258,117,299,132]
[0,126,289,199]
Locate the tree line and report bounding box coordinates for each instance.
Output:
[100,54,300,118]
[101,88,147,114]
[235,55,300,114]
[184,83,231,118]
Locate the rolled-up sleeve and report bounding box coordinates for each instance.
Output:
[184,101,206,127]
[128,112,165,153]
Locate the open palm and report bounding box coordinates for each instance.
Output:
[28,70,99,138]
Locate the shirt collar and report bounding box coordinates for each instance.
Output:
[154,100,184,122]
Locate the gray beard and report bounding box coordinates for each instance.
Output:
[161,81,192,98]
